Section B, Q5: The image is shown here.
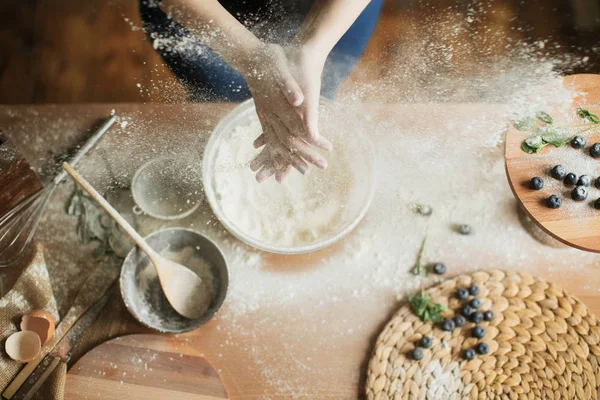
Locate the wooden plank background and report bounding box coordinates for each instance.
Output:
[0,0,599,104]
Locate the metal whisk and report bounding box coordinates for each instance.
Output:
[0,115,117,267]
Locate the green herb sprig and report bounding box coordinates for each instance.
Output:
[536,111,553,124]
[408,290,447,323]
[577,107,600,123]
[518,108,600,154]
[410,236,428,277]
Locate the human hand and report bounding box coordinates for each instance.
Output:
[242,43,332,183]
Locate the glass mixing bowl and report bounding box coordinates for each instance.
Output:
[202,99,376,254]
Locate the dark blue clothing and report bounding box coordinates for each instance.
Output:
[140,0,383,101]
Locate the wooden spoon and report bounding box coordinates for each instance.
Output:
[62,162,209,319]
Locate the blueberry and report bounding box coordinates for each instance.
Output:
[468,284,479,296]
[564,173,578,186]
[577,175,591,187]
[591,143,600,158]
[411,348,424,360]
[595,198,600,210]
[596,177,600,189]
[483,310,494,321]
[454,315,467,327]
[457,288,469,300]
[470,311,484,324]
[530,177,543,190]
[462,305,474,317]
[464,348,476,360]
[551,165,566,180]
[419,336,432,349]
[547,195,562,209]
[470,298,481,309]
[476,342,489,355]
[572,186,588,201]
[442,318,456,332]
[473,325,486,339]
[571,135,586,149]
[432,263,446,275]
[458,224,472,235]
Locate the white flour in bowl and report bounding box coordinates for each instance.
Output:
[211,116,360,248]
[137,246,215,323]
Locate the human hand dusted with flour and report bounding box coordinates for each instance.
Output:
[244,44,332,183]
[158,0,374,182]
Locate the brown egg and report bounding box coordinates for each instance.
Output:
[20,309,55,345]
[5,331,41,363]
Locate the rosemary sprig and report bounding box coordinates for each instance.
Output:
[410,236,428,277]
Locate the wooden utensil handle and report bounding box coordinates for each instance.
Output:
[11,355,62,400]
[61,162,157,260]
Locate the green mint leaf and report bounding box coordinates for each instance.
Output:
[408,290,446,323]
[422,309,431,322]
[536,111,553,124]
[521,141,538,154]
[521,134,545,153]
[514,116,535,131]
[525,134,543,148]
[577,107,600,123]
[540,127,571,147]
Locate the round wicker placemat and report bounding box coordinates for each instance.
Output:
[366,270,600,400]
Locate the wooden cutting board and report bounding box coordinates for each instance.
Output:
[505,74,600,252]
[64,334,228,400]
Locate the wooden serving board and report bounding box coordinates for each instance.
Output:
[505,74,600,252]
[65,334,228,400]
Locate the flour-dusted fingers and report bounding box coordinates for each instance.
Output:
[262,116,298,170]
[269,116,327,169]
[275,165,293,183]
[289,153,309,175]
[273,154,286,171]
[256,163,276,182]
[253,134,266,149]
[250,148,269,172]
[274,98,331,151]
[289,135,328,169]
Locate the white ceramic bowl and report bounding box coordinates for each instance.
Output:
[202,99,375,254]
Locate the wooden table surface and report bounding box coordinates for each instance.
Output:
[2,101,600,399]
[505,74,600,253]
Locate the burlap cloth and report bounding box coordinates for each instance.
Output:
[0,244,147,400]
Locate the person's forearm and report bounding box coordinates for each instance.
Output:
[160,0,262,73]
[292,0,372,60]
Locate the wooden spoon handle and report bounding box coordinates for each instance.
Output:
[61,162,157,260]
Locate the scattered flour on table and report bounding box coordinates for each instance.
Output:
[6,12,600,398]
[211,117,356,248]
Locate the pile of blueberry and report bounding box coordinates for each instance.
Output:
[529,137,600,209]
[410,284,494,361]
[447,284,493,360]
